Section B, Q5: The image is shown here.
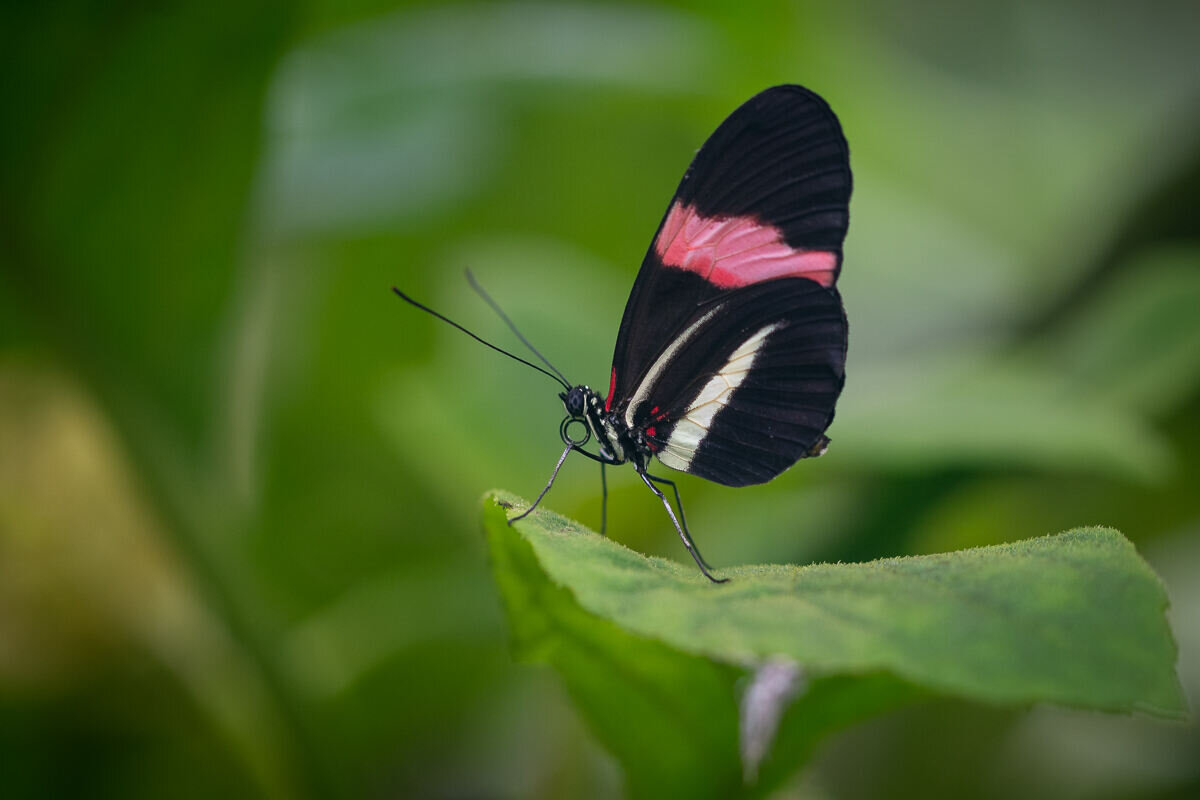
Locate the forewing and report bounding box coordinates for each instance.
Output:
[625,279,847,487]
[606,85,851,411]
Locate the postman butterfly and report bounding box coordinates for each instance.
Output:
[394,85,850,582]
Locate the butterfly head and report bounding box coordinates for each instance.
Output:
[560,385,589,418]
[559,385,605,450]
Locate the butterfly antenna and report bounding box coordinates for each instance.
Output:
[392,287,571,390]
[464,269,573,389]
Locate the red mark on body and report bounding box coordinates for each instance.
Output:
[646,426,657,438]
[654,202,837,288]
[605,368,617,412]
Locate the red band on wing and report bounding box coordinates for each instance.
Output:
[605,367,617,412]
[654,202,837,288]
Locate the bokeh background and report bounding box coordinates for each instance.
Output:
[2,1,1199,797]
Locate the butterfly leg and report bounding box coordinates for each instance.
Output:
[599,462,608,537]
[638,470,728,584]
[510,444,573,525]
[644,473,716,571]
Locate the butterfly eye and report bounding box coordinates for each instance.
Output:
[563,387,587,417]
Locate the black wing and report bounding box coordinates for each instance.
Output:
[602,85,851,485]
[624,278,846,486]
[605,84,851,415]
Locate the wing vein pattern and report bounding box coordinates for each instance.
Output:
[606,85,851,486]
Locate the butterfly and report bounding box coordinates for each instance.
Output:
[395,85,851,582]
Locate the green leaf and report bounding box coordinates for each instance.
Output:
[486,491,744,799]
[485,491,919,799]
[484,490,1185,794]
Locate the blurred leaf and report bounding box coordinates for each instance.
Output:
[283,561,500,699]
[755,671,922,793]
[840,173,1027,357]
[486,491,1185,719]
[4,2,296,453]
[834,353,1172,481]
[0,3,333,795]
[259,2,721,236]
[817,1,1200,289]
[1037,245,1200,416]
[736,662,922,791]
[0,363,297,799]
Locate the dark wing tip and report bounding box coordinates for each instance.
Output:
[677,84,852,254]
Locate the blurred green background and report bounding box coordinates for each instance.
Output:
[2,1,1198,797]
